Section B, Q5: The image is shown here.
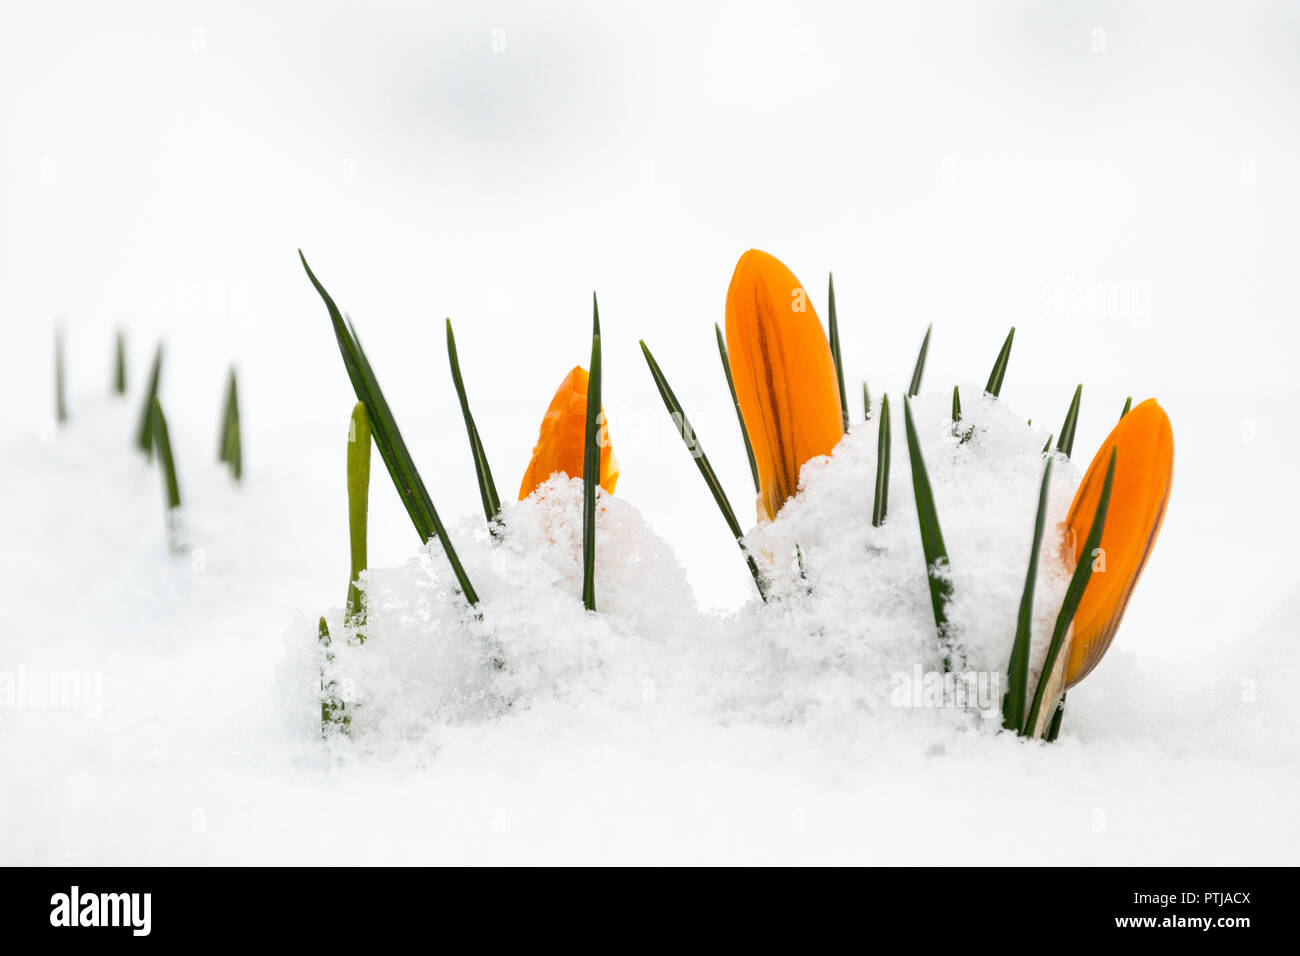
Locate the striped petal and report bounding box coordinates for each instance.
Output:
[1062,399,1173,687]
[518,366,619,500]
[725,249,844,521]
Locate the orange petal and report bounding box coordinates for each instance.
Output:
[725,249,844,520]
[1062,399,1173,687]
[518,366,619,500]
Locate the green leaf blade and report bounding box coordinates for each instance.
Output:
[1056,384,1082,458]
[641,339,768,601]
[346,401,372,625]
[446,319,502,527]
[136,344,164,453]
[1024,447,1117,737]
[582,297,601,611]
[984,327,1015,397]
[715,323,760,495]
[908,325,932,398]
[299,250,479,606]
[219,366,243,480]
[903,396,953,661]
[827,273,849,431]
[872,393,891,528]
[55,328,67,424]
[150,397,181,511]
[1003,454,1053,732]
[113,329,128,396]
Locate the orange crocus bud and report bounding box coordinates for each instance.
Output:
[724,249,844,521]
[518,365,619,500]
[1063,398,1173,687]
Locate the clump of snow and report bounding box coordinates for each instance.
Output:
[281,474,700,751]
[287,389,1083,750]
[732,389,1078,736]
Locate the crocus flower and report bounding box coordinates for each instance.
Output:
[518,365,619,500]
[1062,399,1173,687]
[725,249,844,521]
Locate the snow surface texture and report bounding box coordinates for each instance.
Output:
[3,394,1296,864]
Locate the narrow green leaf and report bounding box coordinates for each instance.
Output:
[827,273,850,430]
[715,323,760,495]
[1003,453,1053,732]
[863,381,872,421]
[136,344,163,454]
[1120,396,1132,421]
[872,393,891,527]
[582,296,601,611]
[219,366,243,481]
[907,325,932,398]
[318,616,348,733]
[984,327,1015,397]
[345,402,371,627]
[641,340,768,600]
[903,396,953,660]
[114,330,127,396]
[299,250,479,606]
[1024,448,1117,736]
[150,397,181,511]
[55,327,67,424]
[446,319,502,527]
[1056,384,1082,458]
[1046,694,1066,741]
[951,385,961,424]
[218,371,232,462]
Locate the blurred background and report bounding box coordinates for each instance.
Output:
[3,0,1297,661]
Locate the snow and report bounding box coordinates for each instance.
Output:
[4,390,1296,864]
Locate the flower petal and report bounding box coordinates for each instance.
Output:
[519,366,618,500]
[1063,398,1173,687]
[724,249,844,520]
